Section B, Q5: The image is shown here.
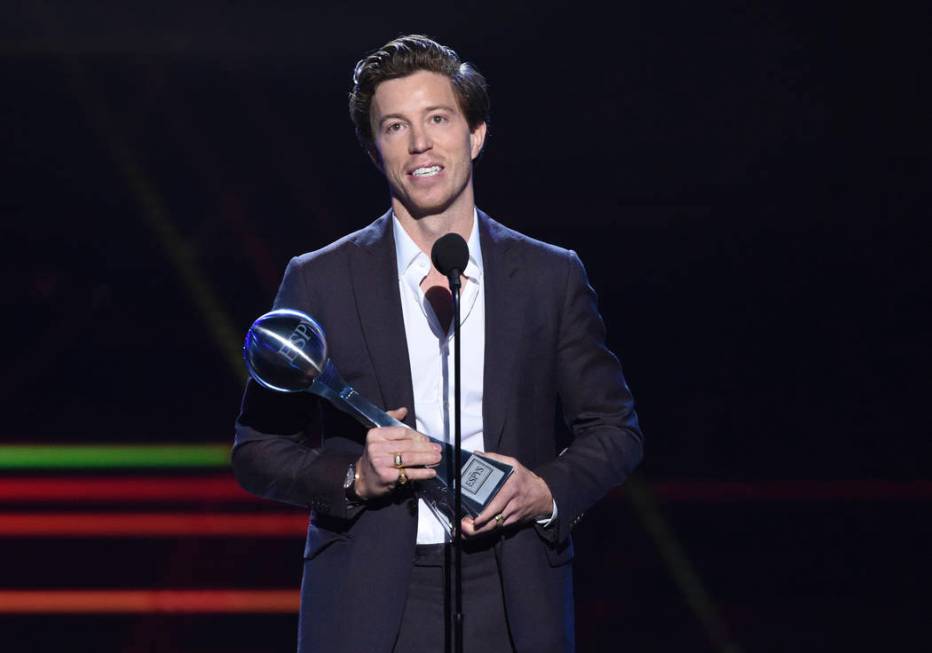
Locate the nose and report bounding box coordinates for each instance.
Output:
[408,123,432,154]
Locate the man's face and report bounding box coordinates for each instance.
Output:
[369,70,486,219]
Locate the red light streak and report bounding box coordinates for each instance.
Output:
[0,512,307,536]
[0,476,257,503]
[628,480,932,501]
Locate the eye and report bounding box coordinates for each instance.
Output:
[385,122,404,134]
[430,114,448,124]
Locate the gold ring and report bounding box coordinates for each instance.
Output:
[393,453,404,468]
[494,513,504,526]
[397,469,408,486]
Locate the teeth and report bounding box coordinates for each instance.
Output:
[412,166,441,177]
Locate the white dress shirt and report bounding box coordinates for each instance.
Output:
[393,211,486,544]
[393,210,555,544]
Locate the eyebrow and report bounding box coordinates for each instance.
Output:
[378,105,457,126]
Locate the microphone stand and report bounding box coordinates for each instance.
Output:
[449,269,463,653]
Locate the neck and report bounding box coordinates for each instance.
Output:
[392,196,475,256]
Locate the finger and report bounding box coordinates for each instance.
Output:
[406,449,443,467]
[460,516,478,538]
[398,438,442,453]
[461,515,495,538]
[474,499,508,528]
[395,467,437,482]
[366,426,439,445]
[473,489,514,529]
[374,464,437,486]
[368,438,441,459]
[368,426,417,442]
[386,407,408,421]
[470,519,496,536]
[373,451,441,469]
[502,510,522,527]
[473,451,514,465]
[472,505,512,535]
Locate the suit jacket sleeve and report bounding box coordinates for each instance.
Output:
[231,256,360,520]
[535,249,644,545]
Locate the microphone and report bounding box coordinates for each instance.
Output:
[431,230,469,653]
[431,233,469,285]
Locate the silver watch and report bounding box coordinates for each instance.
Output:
[344,462,361,503]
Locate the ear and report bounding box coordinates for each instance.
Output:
[469,122,487,160]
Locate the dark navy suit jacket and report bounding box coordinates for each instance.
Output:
[232,209,643,652]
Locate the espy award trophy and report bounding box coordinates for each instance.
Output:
[242,308,512,534]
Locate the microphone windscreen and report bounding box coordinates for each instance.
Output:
[431,233,469,277]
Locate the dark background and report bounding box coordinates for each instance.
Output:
[1,1,929,651]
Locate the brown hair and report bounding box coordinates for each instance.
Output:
[349,34,490,151]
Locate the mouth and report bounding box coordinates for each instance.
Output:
[409,165,444,178]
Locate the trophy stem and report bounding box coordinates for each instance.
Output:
[309,360,405,429]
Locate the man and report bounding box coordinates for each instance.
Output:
[232,34,643,653]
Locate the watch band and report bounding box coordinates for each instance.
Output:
[344,462,362,504]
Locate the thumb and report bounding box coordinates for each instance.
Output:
[386,406,408,420]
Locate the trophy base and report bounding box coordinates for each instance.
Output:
[417,450,514,537]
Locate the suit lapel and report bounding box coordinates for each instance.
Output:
[348,211,417,429]
[479,210,523,452]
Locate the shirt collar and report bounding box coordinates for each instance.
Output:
[392,209,484,281]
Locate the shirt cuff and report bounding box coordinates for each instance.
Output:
[535,499,558,528]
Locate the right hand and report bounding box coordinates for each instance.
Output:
[354,407,441,500]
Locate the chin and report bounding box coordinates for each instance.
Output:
[401,195,457,220]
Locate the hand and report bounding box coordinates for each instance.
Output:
[354,407,441,500]
[461,451,554,537]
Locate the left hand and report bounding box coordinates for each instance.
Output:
[461,452,554,537]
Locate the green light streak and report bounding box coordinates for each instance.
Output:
[0,445,230,469]
[625,473,744,653]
